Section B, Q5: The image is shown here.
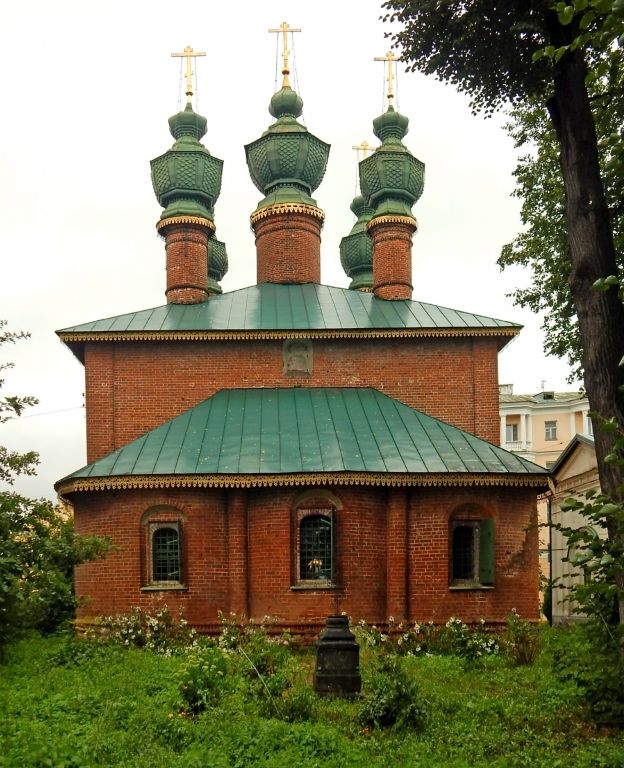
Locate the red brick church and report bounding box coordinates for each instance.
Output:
[56,40,547,633]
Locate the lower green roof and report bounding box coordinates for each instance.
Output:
[57,388,547,492]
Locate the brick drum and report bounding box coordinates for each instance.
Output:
[161,222,210,304]
[253,210,322,284]
[370,219,416,300]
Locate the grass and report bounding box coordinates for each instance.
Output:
[1,629,623,767]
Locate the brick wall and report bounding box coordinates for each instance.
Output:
[72,482,539,631]
[83,336,502,463]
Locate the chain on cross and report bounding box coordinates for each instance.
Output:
[269,21,301,88]
[374,50,398,106]
[171,45,206,105]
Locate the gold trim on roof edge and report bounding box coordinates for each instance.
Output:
[58,327,520,344]
[368,214,418,230]
[57,471,548,496]
[156,216,215,232]
[250,203,325,225]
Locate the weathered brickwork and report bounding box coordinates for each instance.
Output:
[84,336,502,464]
[73,483,539,631]
[162,223,210,304]
[370,219,416,300]
[254,211,322,284]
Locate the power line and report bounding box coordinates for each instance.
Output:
[6,405,84,421]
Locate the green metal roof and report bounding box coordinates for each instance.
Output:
[57,388,547,492]
[58,283,520,336]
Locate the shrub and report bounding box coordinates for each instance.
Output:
[178,646,228,713]
[217,612,295,718]
[552,623,624,726]
[353,616,500,661]
[279,683,318,722]
[358,656,427,731]
[442,617,500,662]
[88,605,196,655]
[218,612,291,678]
[504,609,541,666]
[0,493,109,653]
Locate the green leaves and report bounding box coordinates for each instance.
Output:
[592,274,620,290]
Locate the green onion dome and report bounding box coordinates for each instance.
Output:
[207,236,228,295]
[151,103,223,223]
[359,106,424,220]
[340,195,374,291]
[245,84,330,211]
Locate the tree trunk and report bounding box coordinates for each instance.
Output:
[546,13,624,624]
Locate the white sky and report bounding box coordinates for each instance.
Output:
[0,0,579,500]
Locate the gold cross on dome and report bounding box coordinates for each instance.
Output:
[352,140,373,159]
[374,50,398,106]
[269,21,301,87]
[171,45,206,104]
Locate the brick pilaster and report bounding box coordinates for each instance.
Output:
[386,487,409,621]
[228,489,249,618]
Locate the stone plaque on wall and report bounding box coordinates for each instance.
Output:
[283,339,313,376]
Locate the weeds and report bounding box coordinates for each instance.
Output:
[504,608,541,665]
[358,655,427,731]
[1,628,624,767]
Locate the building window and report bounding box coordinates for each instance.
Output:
[297,510,334,583]
[505,423,518,442]
[150,523,182,583]
[450,519,495,586]
[544,420,558,440]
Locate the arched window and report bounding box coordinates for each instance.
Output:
[299,514,334,581]
[452,524,475,581]
[151,523,181,583]
[450,518,495,587]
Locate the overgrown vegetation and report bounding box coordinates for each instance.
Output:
[0,321,109,655]
[549,426,624,726]
[2,608,624,767]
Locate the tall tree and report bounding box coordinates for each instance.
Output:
[498,60,624,383]
[382,0,624,498]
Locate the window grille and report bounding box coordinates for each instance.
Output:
[152,526,181,582]
[299,514,333,581]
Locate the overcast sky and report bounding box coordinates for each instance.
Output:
[0,0,580,500]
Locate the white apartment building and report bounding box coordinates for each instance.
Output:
[500,385,594,620]
[499,385,591,468]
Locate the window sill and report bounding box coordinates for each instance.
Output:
[449,584,494,591]
[290,582,339,591]
[141,584,187,592]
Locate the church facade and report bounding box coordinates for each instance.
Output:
[56,44,547,634]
